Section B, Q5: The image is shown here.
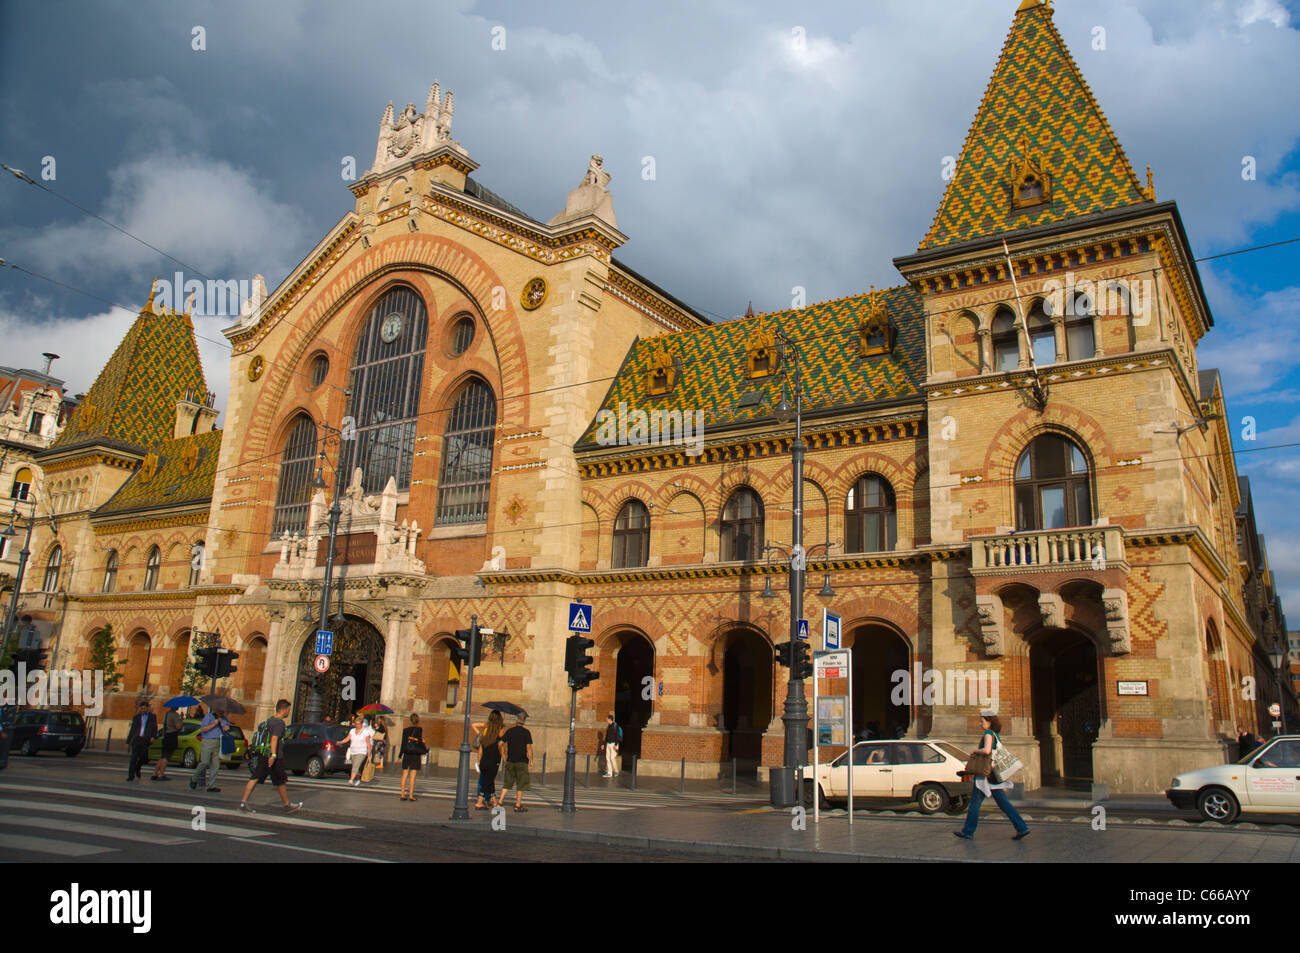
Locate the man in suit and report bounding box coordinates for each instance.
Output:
[126,700,157,782]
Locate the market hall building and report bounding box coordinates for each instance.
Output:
[18,0,1294,794]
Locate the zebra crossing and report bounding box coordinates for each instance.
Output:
[0,780,381,862]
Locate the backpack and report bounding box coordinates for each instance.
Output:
[249,718,273,756]
[610,722,622,745]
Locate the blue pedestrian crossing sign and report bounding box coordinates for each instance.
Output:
[315,630,334,656]
[797,619,810,641]
[568,603,592,632]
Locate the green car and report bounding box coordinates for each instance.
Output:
[147,719,247,769]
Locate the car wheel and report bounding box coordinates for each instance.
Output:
[21,740,35,756]
[306,757,324,779]
[1197,787,1239,824]
[916,783,950,815]
[182,748,198,769]
[802,781,829,810]
[65,747,81,758]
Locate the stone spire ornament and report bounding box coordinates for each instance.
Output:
[549,154,617,228]
[369,82,465,176]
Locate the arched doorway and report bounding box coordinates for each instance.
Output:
[294,615,385,724]
[1030,628,1101,786]
[850,624,911,738]
[721,629,772,769]
[169,631,191,693]
[125,632,152,693]
[612,633,654,767]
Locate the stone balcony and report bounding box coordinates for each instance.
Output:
[969,524,1128,576]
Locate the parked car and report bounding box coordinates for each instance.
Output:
[147,719,247,769]
[1167,735,1300,823]
[803,739,971,814]
[247,722,352,779]
[10,709,86,756]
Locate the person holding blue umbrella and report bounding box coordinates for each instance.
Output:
[151,696,196,781]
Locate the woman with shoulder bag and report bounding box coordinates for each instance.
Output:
[955,711,1029,841]
[472,710,504,810]
[399,713,425,801]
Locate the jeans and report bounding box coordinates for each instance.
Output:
[193,737,221,789]
[960,780,1028,836]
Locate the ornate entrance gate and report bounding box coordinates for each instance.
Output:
[294,615,386,724]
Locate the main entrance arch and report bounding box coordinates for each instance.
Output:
[293,615,385,724]
[1030,627,1101,785]
[850,624,911,738]
[721,629,772,769]
[610,632,654,767]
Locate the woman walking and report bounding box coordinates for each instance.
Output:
[372,716,388,773]
[955,712,1029,840]
[472,710,504,810]
[399,713,425,801]
[341,714,373,787]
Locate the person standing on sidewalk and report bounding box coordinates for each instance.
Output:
[152,705,183,781]
[126,700,157,782]
[499,713,534,812]
[190,702,227,793]
[399,713,425,801]
[239,699,302,814]
[954,712,1029,841]
[603,712,621,777]
[342,714,373,786]
[472,710,504,810]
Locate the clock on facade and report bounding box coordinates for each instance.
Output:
[380,312,403,343]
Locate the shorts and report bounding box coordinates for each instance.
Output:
[350,753,367,774]
[251,754,289,786]
[401,753,422,771]
[161,732,180,756]
[502,761,530,791]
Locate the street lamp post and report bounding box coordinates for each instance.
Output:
[1268,647,1290,735]
[1,500,38,662]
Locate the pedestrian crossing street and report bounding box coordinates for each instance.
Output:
[0,781,382,862]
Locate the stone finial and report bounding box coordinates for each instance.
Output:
[549,154,617,228]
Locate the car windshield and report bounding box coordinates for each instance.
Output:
[326,726,350,742]
[226,726,245,739]
[935,742,967,760]
[51,713,84,729]
[1234,741,1271,765]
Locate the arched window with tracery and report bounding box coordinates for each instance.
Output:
[612,500,650,569]
[436,379,496,525]
[272,415,318,537]
[42,545,62,592]
[102,550,118,593]
[144,546,161,591]
[342,286,428,493]
[1014,434,1093,530]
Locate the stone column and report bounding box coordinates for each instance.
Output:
[976,328,991,374]
[381,612,402,709]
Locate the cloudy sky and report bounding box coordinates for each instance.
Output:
[2,0,1298,608]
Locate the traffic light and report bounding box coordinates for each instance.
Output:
[194,646,218,678]
[11,647,47,671]
[452,627,485,668]
[565,634,598,691]
[792,639,813,680]
[215,648,239,679]
[775,641,792,669]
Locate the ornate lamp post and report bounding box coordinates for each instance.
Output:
[1,493,40,662]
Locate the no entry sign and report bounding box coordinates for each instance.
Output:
[314,654,330,674]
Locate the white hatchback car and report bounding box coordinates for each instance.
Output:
[802,739,971,814]
[1166,735,1300,823]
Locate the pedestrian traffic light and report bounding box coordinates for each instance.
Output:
[194,646,218,678]
[565,634,598,690]
[215,648,239,679]
[775,641,792,669]
[792,639,813,680]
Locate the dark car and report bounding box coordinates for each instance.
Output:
[11,709,87,756]
[247,722,352,779]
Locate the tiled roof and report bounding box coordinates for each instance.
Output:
[577,285,926,448]
[96,427,222,517]
[919,0,1149,250]
[47,291,208,457]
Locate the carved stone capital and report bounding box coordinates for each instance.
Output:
[1102,587,1131,654]
[1038,592,1064,630]
[976,593,1005,657]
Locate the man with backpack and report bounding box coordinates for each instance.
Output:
[239,699,302,814]
[603,712,621,778]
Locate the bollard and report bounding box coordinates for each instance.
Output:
[540,752,546,786]
[680,756,686,795]
[732,757,737,796]
[631,754,638,789]
[585,754,591,787]
[105,727,112,753]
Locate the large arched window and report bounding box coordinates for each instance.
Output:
[144,546,161,591]
[342,286,428,493]
[10,467,32,501]
[435,379,496,525]
[612,500,650,569]
[272,415,318,537]
[992,308,1019,372]
[42,545,62,592]
[721,488,764,562]
[102,550,118,593]
[845,475,897,553]
[1014,434,1092,530]
[1027,303,1055,366]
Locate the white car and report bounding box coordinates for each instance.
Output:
[802,739,971,814]
[1167,735,1300,823]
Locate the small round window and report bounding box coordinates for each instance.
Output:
[309,353,329,389]
[451,317,475,355]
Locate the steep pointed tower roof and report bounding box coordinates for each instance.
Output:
[919,0,1150,250]
[48,281,208,457]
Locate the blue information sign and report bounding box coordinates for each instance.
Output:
[315,630,334,656]
[823,610,841,651]
[797,618,810,641]
[568,603,592,632]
